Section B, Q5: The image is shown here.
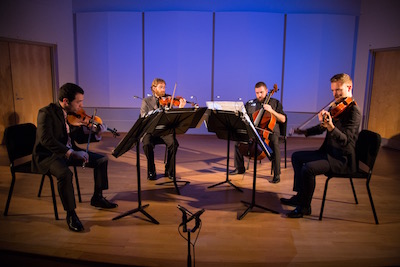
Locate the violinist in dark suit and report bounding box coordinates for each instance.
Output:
[140,78,186,180]
[282,73,361,218]
[230,81,286,183]
[32,83,117,232]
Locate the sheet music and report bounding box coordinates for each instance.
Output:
[206,101,246,114]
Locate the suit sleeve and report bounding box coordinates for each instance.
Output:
[329,105,361,147]
[36,108,69,157]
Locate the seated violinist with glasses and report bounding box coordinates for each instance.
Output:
[140,78,187,180]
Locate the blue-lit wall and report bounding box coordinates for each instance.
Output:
[1,0,400,134]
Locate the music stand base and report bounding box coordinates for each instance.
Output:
[156,179,190,195]
[208,179,243,192]
[112,203,160,224]
[238,200,279,220]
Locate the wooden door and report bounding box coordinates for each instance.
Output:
[0,41,54,144]
[9,42,54,124]
[0,41,16,143]
[368,49,400,143]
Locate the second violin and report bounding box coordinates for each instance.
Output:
[159,95,197,108]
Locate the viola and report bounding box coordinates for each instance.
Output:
[238,84,279,160]
[67,109,119,137]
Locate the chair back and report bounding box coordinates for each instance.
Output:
[4,123,37,163]
[355,129,381,170]
[279,119,287,137]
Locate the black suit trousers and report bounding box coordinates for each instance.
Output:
[234,133,281,177]
[291,150,330,208]
[142,133,178,175]
[48,151,108,211]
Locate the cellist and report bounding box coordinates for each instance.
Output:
[230,81,286,184]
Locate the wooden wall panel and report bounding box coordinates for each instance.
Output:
[0,41,15,144]
[369,50,400,139]
[9,42,53,125]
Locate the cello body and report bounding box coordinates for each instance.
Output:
[238,84,278,160]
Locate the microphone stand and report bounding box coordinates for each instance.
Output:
[178,206,204,267]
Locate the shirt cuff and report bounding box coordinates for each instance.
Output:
[65,149,74,159]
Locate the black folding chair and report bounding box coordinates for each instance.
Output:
[319,129,381,224]
[3,123,59,219]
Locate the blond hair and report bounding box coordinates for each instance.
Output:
[151,78,166,93]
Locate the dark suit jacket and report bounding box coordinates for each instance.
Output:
[32,102,89,174]
[140,95,159,117]
[305,103,361,174]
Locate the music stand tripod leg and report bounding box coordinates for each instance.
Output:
[208,135,243,192]
[238,143,278,220]
[112,144,159,224]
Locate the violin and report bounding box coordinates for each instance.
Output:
[238,84,279,160]
[159,95,197,107]
[329,97,356,119]
[67,109,120,137]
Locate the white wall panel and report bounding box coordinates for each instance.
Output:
[284,14,356,112]
[144,12,213,107]
[214,12,284,102]
[75,12,142,108]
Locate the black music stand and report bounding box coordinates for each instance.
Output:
[144,107,207,195]
[111,112,160,224]
[237,112,279,219]
[207,110,278,219]
[206,110,253,192]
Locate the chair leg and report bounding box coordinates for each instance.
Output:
[284,139,287,168]
[38,174,46,197]
[319,177,332,221]
[164,145,167,164]
[4,172,16,216]
[349,178,358,204]
[271,160,274,175]
[47,174,59,220]
[366,177,379,224]
[73,166,82,203]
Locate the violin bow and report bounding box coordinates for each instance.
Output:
[169,82,177,109]
[83,108,97,168]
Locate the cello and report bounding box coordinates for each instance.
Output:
[238,84,279,160]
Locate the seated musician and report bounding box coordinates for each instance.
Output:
[282,73,361,218]
[140,78,186,180]
[32,83,118,232]
[230,81,286,183]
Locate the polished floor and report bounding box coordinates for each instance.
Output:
[0,134,399,267]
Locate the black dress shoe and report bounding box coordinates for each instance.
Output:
[229,168,245,175]
[90,196,118,209]
[66,212,84,232]
[147,171,157,180]
[270,175,280,184]
[164,171,174,180]
[286,206,311,218]
[280,195,300,207]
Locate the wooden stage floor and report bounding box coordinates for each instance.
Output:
[0,134,400,266]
